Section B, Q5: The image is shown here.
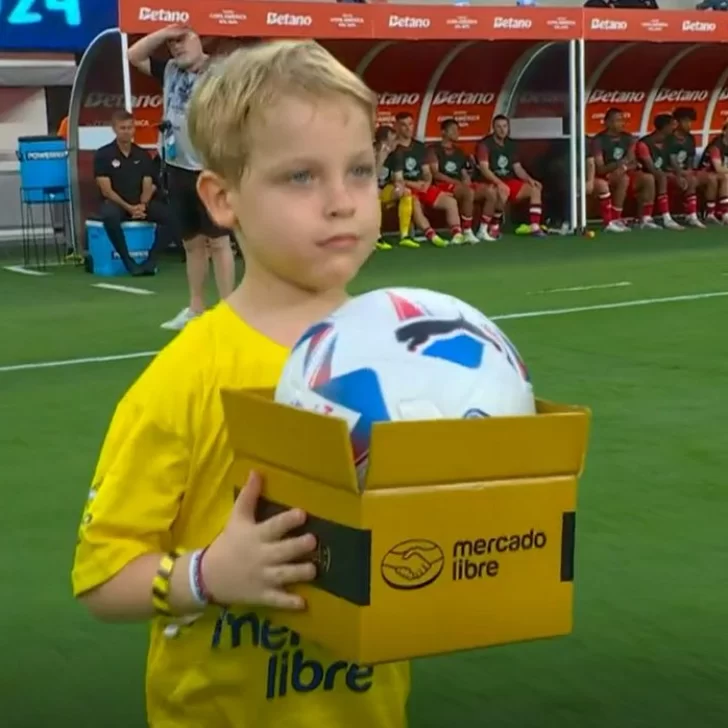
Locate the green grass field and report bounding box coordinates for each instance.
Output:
[3,228,728,727]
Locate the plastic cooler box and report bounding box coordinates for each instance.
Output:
[16,135,69,203]
[86,220,156,277]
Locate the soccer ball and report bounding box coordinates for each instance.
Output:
[275,287,535,482]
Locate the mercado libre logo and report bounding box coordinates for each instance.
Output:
[381,540,445,590]
[381,529,549,590]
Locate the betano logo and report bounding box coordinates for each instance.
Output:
[378,92,421,106]
[590,18,628,31]
[493,17,532,30]
[266,12,313,27]
[432,91,495,106]
[588,89,646,104]
[388,15,431,29]
[138,7,190,23]
[655,88,709,103]
[682,20,716,32]
[382,529,549,590]
[381,539,445,590]
[84,92,163,109]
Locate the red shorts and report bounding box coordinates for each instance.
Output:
[433,180,481,194]
[667,172,687,192]
[668,170,711,189]
[599,170,640,194]
[489,178,526,198]
[413,185,443,207]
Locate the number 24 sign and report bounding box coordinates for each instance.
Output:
[2,0,81,26]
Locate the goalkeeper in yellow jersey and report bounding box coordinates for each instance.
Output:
[375,125,421,250]
[72,39,410,728]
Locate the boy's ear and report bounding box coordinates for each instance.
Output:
[196,171,238,231]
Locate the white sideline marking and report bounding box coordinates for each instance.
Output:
[493,291,728,322]
[4,265,51,277]
[530,281,632,295]
[1,290,727,374]
[0,351,158,374]
[92,283,155,295]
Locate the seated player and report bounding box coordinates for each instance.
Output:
[698,120,728,224]
[374,125,418,250]
[635,114,684,231]
[473,114,545,239]
[426,118,496,243]
[666,107,705,229]
[393,111,462,246]
[585,136,620,231]
[592,107,657,231]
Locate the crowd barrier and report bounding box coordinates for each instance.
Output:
[66,3,728,242]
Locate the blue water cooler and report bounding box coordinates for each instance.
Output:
[17,135,69,203]
[86,220,157,277]
[16,135,71,268]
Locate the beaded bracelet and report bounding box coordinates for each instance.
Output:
[152,549,184,617]
[188,548,210,607]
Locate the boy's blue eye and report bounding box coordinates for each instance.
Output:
[289,170,313,184]
[352,164,375,178]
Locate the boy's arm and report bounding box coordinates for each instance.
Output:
[74,383,316,621]
[80,552,200,621]
[73,391,197,619]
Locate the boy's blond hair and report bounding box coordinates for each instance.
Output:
[188,40,377,184]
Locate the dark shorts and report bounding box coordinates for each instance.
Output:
[166,165,228,241]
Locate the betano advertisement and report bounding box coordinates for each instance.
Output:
[86,2,728,149]
[70,2,728,240]
[79,36,728,152]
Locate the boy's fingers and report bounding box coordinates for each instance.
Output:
[234,471,262,522]
[258,507,307,541]
[265,562,317,587]
[267,533,317,564]
[261,589,307,611]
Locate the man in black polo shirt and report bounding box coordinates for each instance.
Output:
[94,110,173,275]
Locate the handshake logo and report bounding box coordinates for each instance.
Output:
[381,539,445,590]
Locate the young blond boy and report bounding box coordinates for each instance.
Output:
[72,40,410,727]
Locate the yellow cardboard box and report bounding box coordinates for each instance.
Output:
[222,388,590,665]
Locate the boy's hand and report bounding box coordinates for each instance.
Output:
[201,472,317,610]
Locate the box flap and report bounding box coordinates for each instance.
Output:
[364,401,591,489]
[221,388,360,492]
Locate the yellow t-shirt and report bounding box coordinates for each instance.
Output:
[73,302,410,728]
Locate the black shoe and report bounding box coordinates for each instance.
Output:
[140,258,158,276]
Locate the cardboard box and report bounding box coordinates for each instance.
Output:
[222,388,590,665]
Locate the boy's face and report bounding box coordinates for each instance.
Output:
[203,95,379,293]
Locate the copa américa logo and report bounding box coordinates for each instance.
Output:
[380,539,445,590]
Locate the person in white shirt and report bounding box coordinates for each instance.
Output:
[128,25,236,331]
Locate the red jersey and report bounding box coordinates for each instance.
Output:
[700,136,728,171]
